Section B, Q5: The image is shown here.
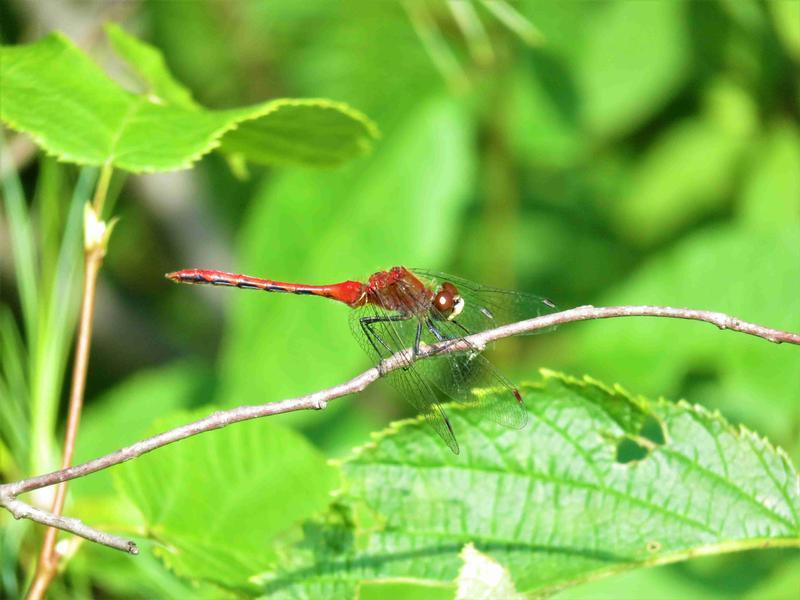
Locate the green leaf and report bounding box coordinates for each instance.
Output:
[768,0,800,61]
[115,408,338,591]
[261,372,800,597]
[576,1,690,139]
[67,365,220,600]
[0,32,377,172]
[358,581,454,600]
[71,362,207,504]
[738,121,800,228]
[612,80,757,245]
[104,22,199,110]
[220,99,378,168]
[567,223,800,454]
[506,59,583,169]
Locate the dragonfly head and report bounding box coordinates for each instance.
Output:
[433,282,465,321]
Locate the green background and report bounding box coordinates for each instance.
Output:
[1,0,798,598]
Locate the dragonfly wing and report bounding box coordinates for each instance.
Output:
[384,361,460,454]
[389,279,528,430]
[413,317,528,430]
[349,304,460,454]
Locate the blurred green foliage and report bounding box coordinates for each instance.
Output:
[1,0,799,598]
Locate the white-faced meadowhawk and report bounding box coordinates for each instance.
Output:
[166,266,557,454]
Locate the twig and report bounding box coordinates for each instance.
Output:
[2,494,137,554]
[27,164,114,600]
[1,304,798,554]
[477,305,800,346]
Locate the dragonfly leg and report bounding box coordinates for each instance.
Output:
[425,318,464,353]
[425,319,480,356]
[412,321,423,360]
[359,314,412,375]
[426,318,446,342]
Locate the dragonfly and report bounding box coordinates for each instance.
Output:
[165,266,556,454]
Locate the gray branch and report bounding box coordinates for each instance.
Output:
[1,304,798,553]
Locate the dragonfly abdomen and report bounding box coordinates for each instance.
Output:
[165,269,367,305]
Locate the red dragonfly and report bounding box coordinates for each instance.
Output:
[166,266,556,454]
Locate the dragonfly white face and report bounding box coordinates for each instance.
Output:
[449,295,465,320]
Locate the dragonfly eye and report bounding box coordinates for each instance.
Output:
[434,289,454,313]
[434,283,464,320]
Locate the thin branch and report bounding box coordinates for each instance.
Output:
[2,494,138,554]
[1,304,798,554]
[477,305,800,346]
[28,163,114,600]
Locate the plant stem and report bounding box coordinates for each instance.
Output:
[1,303,798,554]
[26,163,114,600]
[90,160,113,216]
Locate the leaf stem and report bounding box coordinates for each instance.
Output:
[26,162,114,600]
[91,161,114,216]
[0,303,797,554]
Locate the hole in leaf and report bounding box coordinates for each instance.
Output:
[615,414,667,463]
[640,415,666,445]
[615,437,649,463]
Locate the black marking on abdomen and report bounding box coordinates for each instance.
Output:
[293,289,316,295]
[211,279,235,286]
[183,273,208,283]
[237,282,262,290]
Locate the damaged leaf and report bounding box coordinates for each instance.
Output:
[260,371,800,598]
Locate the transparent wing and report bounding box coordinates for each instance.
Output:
[412,315,528,430]
[411,269,558,335]
[349,302,460,454]
[389,278,528,430]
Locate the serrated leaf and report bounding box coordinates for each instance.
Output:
[115,408,338,591]
[104,22,199,110]
[261,372,799,597]
[0,32,377,172]
[568,223,800,452]
[220,99,377,167]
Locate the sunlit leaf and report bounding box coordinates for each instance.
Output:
[568,223,800,454]
[115,409,337,590]
[104,22,199,110]
[0,32,377,172]
[258,372,799,597]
